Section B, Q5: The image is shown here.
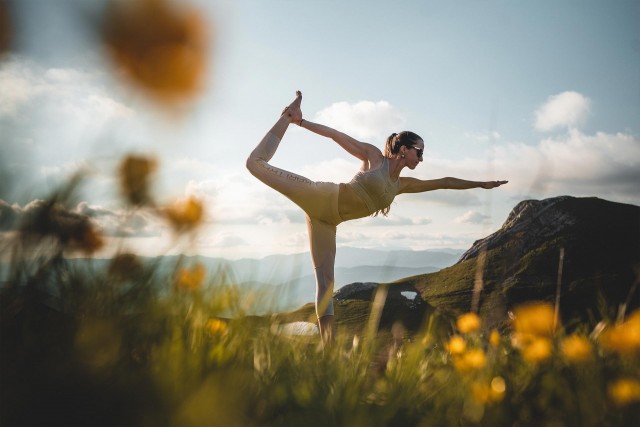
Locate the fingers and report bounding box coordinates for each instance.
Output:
[484,180,508,189]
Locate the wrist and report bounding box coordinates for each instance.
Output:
[299,118,305,127]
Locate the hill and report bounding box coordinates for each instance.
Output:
[403,196,639,328]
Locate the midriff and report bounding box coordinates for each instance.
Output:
[338,183,372,221]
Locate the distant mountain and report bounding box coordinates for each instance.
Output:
[280,196,640,333]
[0,247,460,314]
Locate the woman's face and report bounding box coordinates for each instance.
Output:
[405,139,424,170]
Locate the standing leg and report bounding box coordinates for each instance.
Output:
[306,216,337,347]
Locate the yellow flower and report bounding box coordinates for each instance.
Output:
[599,311,640,356]
[165,196,204,231]
[454,349,487,373]
[446,335,467,355]
[457,313,481,334]
[470,382,490,403]
[489,376,506,402]
[103,0,209,105]
[470,377,505,404]
[119,155,157,206]
[67,220,104,255]
[560,334,592,363]
[510,332,537,349]
[512,302,556,336]
[205,318,228,336]
[608,378,640,406]
[521,337,552,363]
[176,263,205,291]
[489,329,501,348]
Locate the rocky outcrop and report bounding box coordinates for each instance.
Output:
[459,196,578,262]
[396,196,640,327]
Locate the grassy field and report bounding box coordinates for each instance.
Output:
[2,234,639,426]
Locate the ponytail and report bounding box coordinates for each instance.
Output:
[383,133,398,157]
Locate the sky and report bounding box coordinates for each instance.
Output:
[1,0,639,260]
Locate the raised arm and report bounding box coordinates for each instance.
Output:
[300,119,382,163]
[398,177,508,194]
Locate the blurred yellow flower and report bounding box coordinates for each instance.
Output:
[205,318,228,336]
[21,200,104,255]
[119,155,157,206]
[512,302,556,337]
[454,349,487,373]
[490,376,506,402]
[521,337,552,363]
[457,313,481,334]
[176,263,205,291]
[103,0,209,105]
[470,382,489,403]
[510,332,536,349]
[560,334,592,363]
[470,377,505,404]
[446,335,467,355]
[599,310,640,357]
[69,221,105,255]
[165,196,204,231]
[608,378,640,406]
[489,329,501,348]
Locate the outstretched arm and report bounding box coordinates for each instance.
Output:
[399,177,508,194]
[300,119,381,163]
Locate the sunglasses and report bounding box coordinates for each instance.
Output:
[409,146,424,158]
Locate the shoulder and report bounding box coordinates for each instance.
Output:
[360,146,385,171]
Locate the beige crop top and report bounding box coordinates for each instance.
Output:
[346,157,400,215]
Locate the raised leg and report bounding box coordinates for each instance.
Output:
[246,91,302,165]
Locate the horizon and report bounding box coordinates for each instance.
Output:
[1,0,639,260]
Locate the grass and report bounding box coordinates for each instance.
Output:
[2,247,640,426]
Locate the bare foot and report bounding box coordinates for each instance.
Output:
[281,91,303,124]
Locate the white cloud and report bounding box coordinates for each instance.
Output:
[0,57,134,122]
[453,210,490,224]
[313,100,406,141]
[491,129,640,203]
[0,58,46,117]
[534,91,591,132]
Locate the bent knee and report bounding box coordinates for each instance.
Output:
[245,154,264,176]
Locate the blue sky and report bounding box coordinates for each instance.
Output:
[1,0,639,259]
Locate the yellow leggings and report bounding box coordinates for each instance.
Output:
[246,133,343,317]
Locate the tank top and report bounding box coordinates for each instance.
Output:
[347,157,400,214]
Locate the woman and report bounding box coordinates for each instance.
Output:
[246,91,507,345]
